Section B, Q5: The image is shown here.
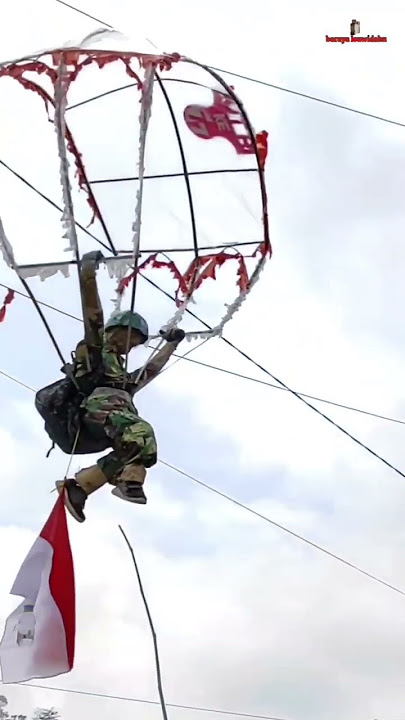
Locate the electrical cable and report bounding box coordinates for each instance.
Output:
[0,160,113,254]
[2,168,405,479]
[1,368,405,599]
[141,273,405,483]
[2,72,404,474]
[12,679,290,720]
[2,280,404,427]
[3,0,405,586]
[53,0,405,131]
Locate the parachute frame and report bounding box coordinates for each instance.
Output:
[0,30,271,340]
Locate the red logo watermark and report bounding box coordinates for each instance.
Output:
[326,18,387,43]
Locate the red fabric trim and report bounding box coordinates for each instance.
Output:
[0,289,15,323]
[0,51,271,304]
[118,252,190,305]
[255,130,268,170]
[0,65,108,227]
[117,240,272,307]
[0,51,180,229]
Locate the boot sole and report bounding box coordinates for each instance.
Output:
[111,486,147,505]
[55,481,86,523]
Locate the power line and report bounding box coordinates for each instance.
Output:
[0,368,37,393]
[15,680,289,720]
[207,67,405,131]
[3,155,405,482]
[161,354,405,427]
[2,281,405,427]
[0,160,113,254]
[3,16,405,494]
[53,0,405,491]
[5,12,405,706]
[1,28,404,458]
[160,460,405,599]
[0,282,80,321]
[2,367,405,600]
[55,0,113,28]
[53,0,405,131]
[142,274,405,484]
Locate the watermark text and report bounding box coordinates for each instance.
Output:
[326,34,387,44]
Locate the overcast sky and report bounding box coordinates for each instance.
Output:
[1,1,405,719]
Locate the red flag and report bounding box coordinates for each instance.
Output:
[0,495,76,683]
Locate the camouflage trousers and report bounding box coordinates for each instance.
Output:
[82,387,157,485]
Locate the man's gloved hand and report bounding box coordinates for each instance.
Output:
[159,326,186,343]
[81,250,104,269]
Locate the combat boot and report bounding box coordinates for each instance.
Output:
[56,464,108,523]
[111,464,147,505]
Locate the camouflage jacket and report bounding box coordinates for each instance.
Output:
[74,336,141,395]
[75,256,179,396]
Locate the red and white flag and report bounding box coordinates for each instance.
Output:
[0,494,76,683]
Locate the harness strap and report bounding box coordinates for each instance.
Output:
[46,442,55,458]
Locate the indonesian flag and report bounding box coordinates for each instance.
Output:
[0,495,75,683]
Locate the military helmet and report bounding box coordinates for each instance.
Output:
[105,310,149,343]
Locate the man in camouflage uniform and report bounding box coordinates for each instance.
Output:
[53,250,185,523]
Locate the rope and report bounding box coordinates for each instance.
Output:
[11,678,289,719]
[63,427,80,479]
[49,426,81,494]
[140,274,405,482]
[0,159,113,254]
[2,43,404,484]
[2,284,405,427]
[52,1,405,135]
[2,235,404,485]
[118,526,169,720]
[156,337,210,375]
[3,367,405,599]
[160,460,405,599]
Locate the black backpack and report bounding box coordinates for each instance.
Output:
[35,348,111,456]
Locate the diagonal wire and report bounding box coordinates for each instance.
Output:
[154,352,405,427]
[159,460,405,599]
[55,0,114,27]
[13,680,289,719]
[207,66,405,131]
[66,75,405,132]
[0,160,113,254]
[2,213,405,478]
[50,6,405,473]
[0,282,81,320]
[2,366,405,600]
[0,368,37,392]
[2,16,403,456]
[2,280,405,427]
[140,274,405,481]
[54,0,158,54]
[2,59,405,478]
[53,0,405,131]
[158,337,210,375]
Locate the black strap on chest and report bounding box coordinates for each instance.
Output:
[61,344,105,396]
